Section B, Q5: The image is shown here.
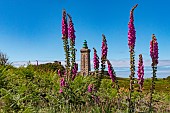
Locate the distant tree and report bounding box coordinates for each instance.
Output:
[27,62,65,73]
[0,51,9,66]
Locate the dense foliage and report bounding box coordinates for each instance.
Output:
[27,62,65,73]
[0,66,170,112]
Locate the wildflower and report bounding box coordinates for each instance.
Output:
[59,88,63,93]
[149,34,159,112]
[137,54,144,90]
[60,78,66,87]
[101,34,108,60]
[88,84,93,93]
[150,34,159,65]
[72,63,78,81]
[128,4,138,113]
[59,78,67,93]
[61,10,70,81]
[62,10,68,39]
[93,48,99,70]
[128,4,138,49]
[99,34,107,89]
[68,14,76,45]
[58,69,61,77]
[107,60,116,82]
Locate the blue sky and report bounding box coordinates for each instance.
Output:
[0,0,170,77]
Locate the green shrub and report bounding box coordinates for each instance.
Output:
[27,62,65,73]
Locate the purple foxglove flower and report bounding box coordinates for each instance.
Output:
[68,14,76,44]
[93,48,99,70]
[59,88,63,93]
[101,34,108,60]
[58,69,61,77]
[88,84,93,93]
[72,63,78,81]
[154,41,158,64]
[150,40,154,59]
[59,77,67,93]
[137,54,144,87]
[128,4,138,49]
[60,78,66,87]
[62,10,68,39]
[107,60,116,82]
[150,34,159,65]
[63,71,66,77]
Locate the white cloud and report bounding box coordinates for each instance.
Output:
[12,59,170,78]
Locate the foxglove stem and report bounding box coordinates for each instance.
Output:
[137,54,144,92]
[72,63,78,81]
[63,37,70,81]
[95,34,107,91]
[101,34,108,77]
[70,48,76,81]
[68,14,76,81]
[128,4,138,113]
[129,48,135,113]
[97,34,107,90]
[62,10,70,81]
[107,60,120,109]
[149,34,159,112]
[107,60,119,92]
[93,48,101,91]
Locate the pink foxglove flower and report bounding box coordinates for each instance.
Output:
[58,69,61,77]
[59,88,63,93]
[128,4,138,49]
[60,78,66,87]
[137,54,144,89]
[68,14,76,44]
[150,34,159,65]
[72,63,78,81]
[59,77,67,93]
[88,84,93,93]
[107,60,116,82]
[101,34,108,60]
[93,48,99,70]
[62,10,68,39]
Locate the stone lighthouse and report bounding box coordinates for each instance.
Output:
[80,40,91,76]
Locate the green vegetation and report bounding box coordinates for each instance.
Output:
[0,65,170,112]
[27,62,65,73]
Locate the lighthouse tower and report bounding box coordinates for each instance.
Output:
[80,40,91,76]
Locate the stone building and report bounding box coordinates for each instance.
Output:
[80,40,91,76]
[80,40,108,76]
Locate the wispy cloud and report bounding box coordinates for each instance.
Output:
[90,59,170,78]
[12,59,170,78]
